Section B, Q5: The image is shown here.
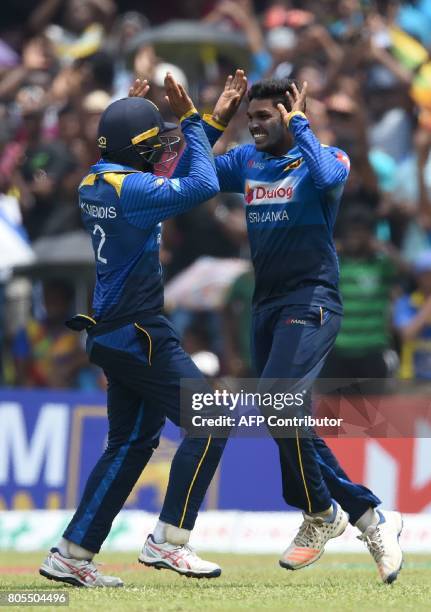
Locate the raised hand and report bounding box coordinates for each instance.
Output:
[164,72,195,120]
[128,78,150,98]
[277,81,307,126]
[212,69,248,127]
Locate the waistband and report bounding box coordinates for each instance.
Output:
[65,309,161,337]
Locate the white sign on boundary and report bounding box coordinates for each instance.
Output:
[0,511,430,553]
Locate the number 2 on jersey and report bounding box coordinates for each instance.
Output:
[93,224,107,264]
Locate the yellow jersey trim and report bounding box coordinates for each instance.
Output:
[79,173,96,189]
[202,114,226,132]
[286,111,307,128]
[102,173,131,198]
[76,313,97,325]
[296,428,312,513]
[131,126,160,145]
[180,108,198,123]
[179,436,212,528]
[134,323,153,366]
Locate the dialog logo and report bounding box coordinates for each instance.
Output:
[244,178,295,205]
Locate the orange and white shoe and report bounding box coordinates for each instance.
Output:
[280,502,349,570]
[358,510,403,584]
[139,535,221,579]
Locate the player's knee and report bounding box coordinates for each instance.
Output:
[106,432,161,454]
[177,436,226,461]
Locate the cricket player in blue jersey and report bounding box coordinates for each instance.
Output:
[39,73,246,587]
[176,74,403,583]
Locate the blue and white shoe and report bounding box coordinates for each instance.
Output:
[358,510,403,584]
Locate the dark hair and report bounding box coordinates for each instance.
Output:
[248,78,299,112]
[76,51,115,92]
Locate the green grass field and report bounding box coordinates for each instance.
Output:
[1,552,430,611]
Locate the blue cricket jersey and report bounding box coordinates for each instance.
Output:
[78,113,219,322]
[175,113,349,314]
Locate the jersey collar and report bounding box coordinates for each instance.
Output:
[261,145,301,160]
[90,159,138,175]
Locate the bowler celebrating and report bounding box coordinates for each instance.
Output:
[176,75,403,584]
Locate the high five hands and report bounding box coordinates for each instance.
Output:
[212,69,248,127]
[128,74,196,120]
[164,72,196,119]
[128,78,150,98]
[127,69,248,125]
[277,81,308,127]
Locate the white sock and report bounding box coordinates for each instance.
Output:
[165,524,190,545]
[57,538,94,560]
[152,520,167,544]
[355,507,380,533]
[310,502,336,522]
[57,538,71,558]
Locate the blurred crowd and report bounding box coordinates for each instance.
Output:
[1,0,431,389]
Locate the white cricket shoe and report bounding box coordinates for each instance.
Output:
[280,502,349,570]
[358,510,403,584]
[39,548,123,588]
[139,535,221,579]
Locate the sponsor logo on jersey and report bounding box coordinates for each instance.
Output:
[244,178,295,205]
[247,159,265,170]
[286,317,307,325]
[284,158,303,172]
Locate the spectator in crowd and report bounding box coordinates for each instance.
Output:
[0,124,33,384]
[12,279,99,389]
[223,269,255,376]
[44,0,116,65]
[107,11,149,99]
[393,251,431,381]
[0,34,58,102]
[321,208,401,390]
[17,88,78,240]
[204,0,272,83]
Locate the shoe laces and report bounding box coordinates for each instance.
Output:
[151,540,200,561]
[358,526,384,561]
[80,558,100,574]
[294,516,324,547]
[179,543,199,560]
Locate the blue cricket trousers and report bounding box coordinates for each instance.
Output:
[63,314,226,553]
[251,303,380,522]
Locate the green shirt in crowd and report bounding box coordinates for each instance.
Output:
[336,254,395,355]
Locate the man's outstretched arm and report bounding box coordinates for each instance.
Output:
[173,69,247,186]
[121,74,219,228]
[278,82,349,191]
